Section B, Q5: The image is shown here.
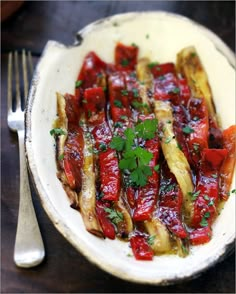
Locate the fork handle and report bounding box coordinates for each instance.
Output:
[14,129,45,268]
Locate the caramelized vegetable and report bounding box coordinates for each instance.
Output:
[154,100,194,221]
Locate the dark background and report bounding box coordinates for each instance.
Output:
[1,1,235,293]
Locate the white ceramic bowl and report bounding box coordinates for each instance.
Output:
[25,12,235,285]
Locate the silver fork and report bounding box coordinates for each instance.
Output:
[8,50,45,268]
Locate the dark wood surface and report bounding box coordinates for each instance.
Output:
[1,1,235,293]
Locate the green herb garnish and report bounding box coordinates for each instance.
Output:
[114,100,123,108]
[50,128,66,136]
[104,207,123,224]
[121,59,129,66]
[147,235,156,245]
[58,154,64,160]
[183,125,194,134]
[148,62,159,69]
[75,80,83,88]
[121,89,128,96]
[188,190,200,201]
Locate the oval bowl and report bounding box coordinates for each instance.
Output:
[25,11,235,285]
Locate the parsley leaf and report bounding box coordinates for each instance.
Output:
[148,62,159,69]
[200,212,211,227]
[110,136,125,151]
[58,153,64,160]
[104,207,123,224]
[147,235,156,245]
[132,88,139,97]
[75,80,83,88]
[169,87,180,94]
[188,190,200,201]
[183,125,194,134]
[50,128,66,136]
[121,89,128,96]
[135,119,158,140]
[121,59,129,66]
[114,100,123,108]
[154,164,160,172]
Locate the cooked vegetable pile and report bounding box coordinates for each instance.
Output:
[51,43,236,260]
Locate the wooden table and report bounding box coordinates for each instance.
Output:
[1,1,235,293]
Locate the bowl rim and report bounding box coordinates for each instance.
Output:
[25,11,235,285]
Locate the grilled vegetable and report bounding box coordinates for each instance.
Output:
[154,100,194,221]
[144,218,171,254]
[79,124,103,237]
[136,57,153,89]
[176,46,217,123]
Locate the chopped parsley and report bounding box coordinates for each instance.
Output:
[50,128,66,136]
[58,153,64,160]
[132,88,139,98]
[131,42,138,48]
[148,62,159,69]
[114,100,123,108]
[104,207,123,224]
[231,188,236,194]
[132,101,150,111]
[170,87,180,94]
[182,125,195,134]
[99,142,107,151]
[135,119,158,140]
[188,190,200,201]
[212,173,217,179]
[120,115,128,120]
[82,99,87,104]
[165,137,172,144]
[110,136,125,151]
[200,212,211,227]
[75,80,83,88]
[154,164,160,172]
[208,199,214,206]
[121,89,128,96]
[191,52,197,58]
[203,195,210,201]
[121,59,129,66]
[147,235,156,245]
[114,122,123,128]
[158,75,165,81]
[146,34,149,39]
[193,116,199,121]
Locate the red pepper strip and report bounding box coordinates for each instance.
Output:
[209,117,223,149]
[192,149,227,228]
[178,78,191,107]
[76,51,107,90]
[173,105,192,164]
[126,186,136,209]
[150,62,176,78]
[186,97,209,166]
[63,124,84,191]
[130,235,154,261]
[92,121,112,150]
[133,137,159,221]
[219,125,236,200]
[83,87,106,124]
[158,162,188,239]
[115,42,138,71]
[189,227,212,245]
[99,149,120,201]
[64,93,81,124]
[96,201,116,240]
[153,73,180,103]
[108,72,132,122]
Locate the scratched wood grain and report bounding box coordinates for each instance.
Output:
[1,1,235,293]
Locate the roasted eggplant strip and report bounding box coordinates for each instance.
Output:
[144,218,171,254]
[158,162,188,239]
[79,124,103,237]
[154,100,194,221]
[176,46,218,125]
[136,57,153,89]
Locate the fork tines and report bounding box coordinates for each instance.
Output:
[8,50,33,112]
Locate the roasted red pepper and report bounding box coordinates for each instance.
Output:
[96,201,116,240]
[130,235,154,260]
[192,148,227,229]
[186,97,209,166]
[99,149,120,201]
[158,162,188,239]
[189,227,212,245]
[64,93,81,124]
[115,43,138,71]
[133,137,159,221]
[219,125,236,200]
[108,72,132,122]
[63,125,84,192]
[150,62,176,78]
